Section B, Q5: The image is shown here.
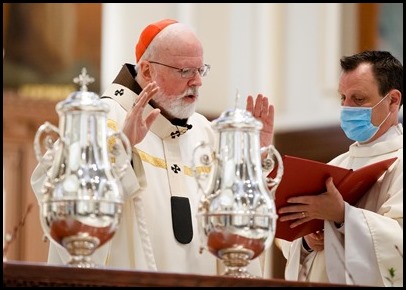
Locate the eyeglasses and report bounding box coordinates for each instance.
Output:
[148,61,211,79]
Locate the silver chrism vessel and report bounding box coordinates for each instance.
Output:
[193,100,284,278]
[33,68,131,267]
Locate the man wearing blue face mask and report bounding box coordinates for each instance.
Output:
[340,92,392,142]
[277,50,403,286]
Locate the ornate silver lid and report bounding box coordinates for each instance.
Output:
[56,67,109,113]
[212,90,263,130]
[212,108,263,131]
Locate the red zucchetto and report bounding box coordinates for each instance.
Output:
[135,19,178,62]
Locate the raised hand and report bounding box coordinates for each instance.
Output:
[246,94,274,148]
[122,82,160,146]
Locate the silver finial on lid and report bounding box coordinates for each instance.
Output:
[73,67,95,92]
[234,89,240,109]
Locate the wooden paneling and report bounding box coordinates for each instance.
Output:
[3,3,102,92]
[3,90,59,262]
[358,3,379,52]
[274,126,352,163]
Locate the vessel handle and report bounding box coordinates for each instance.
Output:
[33,121,61,168]
[108,131,132,179]
[261,145,284,199]
[191,141,215,195]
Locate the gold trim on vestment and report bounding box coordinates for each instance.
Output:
[135,148,211,176]
[106,118,211,175]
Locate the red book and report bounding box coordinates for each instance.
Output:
[268,155,397,241]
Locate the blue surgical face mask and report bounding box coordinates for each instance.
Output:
[340,94,391,142]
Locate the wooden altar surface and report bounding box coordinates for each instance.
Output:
[3,260,358,287]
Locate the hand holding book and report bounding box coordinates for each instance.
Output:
[277,176,345,231]
[268,155,397,241]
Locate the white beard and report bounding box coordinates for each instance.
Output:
[153,88,198,119]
